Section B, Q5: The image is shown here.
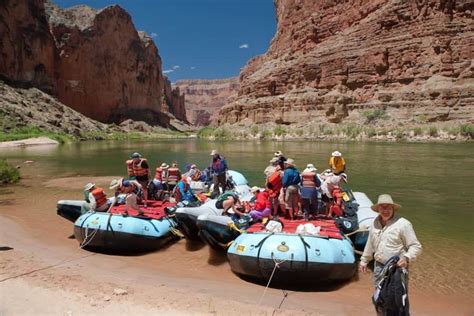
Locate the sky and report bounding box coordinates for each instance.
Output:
[54,0,276,82]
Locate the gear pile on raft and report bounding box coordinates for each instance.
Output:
[57,149,378,285]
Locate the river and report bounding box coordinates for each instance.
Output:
[1,138,473,295]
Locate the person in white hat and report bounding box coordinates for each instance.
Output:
[282,158,301,220]
[248,186,271,221]
[81,182,110,213]
[359,194,422,313]
[210,150,228,198]
[300,164,321,221]
[264,157,280,179]
[329,151,346,175]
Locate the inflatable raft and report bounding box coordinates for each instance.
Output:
[74,200,178,252]
[350,192,377,252]
[227,219,356,285]
[57,199,84,222]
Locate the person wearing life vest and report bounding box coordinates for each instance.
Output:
[215,191,243,216]
[109,178,144,216]
[185,164,202,182]
[125,152,150,204]
[265,159,284,216]
[166,161,181,192]
[329,151,346,175]
[81,182,110,213]
[148,163,168,200]
[282,158,301,220]
[328,185,344,218]
[264,157,279,179]
[300,163,321,221]
[210,149,228,198]
[248,186,271,221]
[321,173,348,215]
[175,176,196,203]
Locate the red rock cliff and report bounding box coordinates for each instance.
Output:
[0,0,186,127]
[174,78,239,126]
[219,0,474,125]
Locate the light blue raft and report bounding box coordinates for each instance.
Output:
[228,232,356,285]
[74,211,178,252]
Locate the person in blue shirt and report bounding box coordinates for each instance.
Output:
[210,149,228,198]
[175,176,196,203]
[282,158,301,220]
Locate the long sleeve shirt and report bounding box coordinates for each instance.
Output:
[360,214,422,266]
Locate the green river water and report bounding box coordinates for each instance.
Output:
[1,139,473,294]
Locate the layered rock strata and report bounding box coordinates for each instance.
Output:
[174,78,239,126]
[219,0,474,126]
[0,0,186,127]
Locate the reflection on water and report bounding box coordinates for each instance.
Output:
[1,139,474,294]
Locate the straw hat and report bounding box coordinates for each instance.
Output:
[371,194,401,212]
[274,150,284,157]
[303,163,317,173]
[84,183,95,191]
[251,186,260,193]
[210,149,218,156]
[109,179,121,190]
[284,158,295,166]
[332,151,342,157]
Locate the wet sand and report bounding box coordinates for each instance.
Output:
[0,136,59,148]
[1,172,473,315]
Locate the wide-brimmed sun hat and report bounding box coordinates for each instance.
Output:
[131,152,141,158]
[84,183,95,191]
[160,162,169,168]
[251,186,260,193]
[332,151,342,157]
[109,179,121,190]
[210,149,218,156]
[274,150,284,157]
[284,158,295,166]
[191,164,197,169]
[371,194,401,212]
[303,163,317,173]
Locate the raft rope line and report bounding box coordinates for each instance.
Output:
[79,225,100,249]
[258,253,289,307]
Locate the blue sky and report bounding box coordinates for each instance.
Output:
[53,0,276,82]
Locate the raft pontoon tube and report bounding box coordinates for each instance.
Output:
[57,200,84,223]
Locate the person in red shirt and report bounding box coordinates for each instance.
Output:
[249,186,271,221]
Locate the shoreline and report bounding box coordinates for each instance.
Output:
[0,136,59,148]
[1,176,473,315]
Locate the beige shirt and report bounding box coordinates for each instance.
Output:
[360,214,422,266]
[264,165,277,179]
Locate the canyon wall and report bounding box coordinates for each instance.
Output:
[174,78,239,126]
[0,0,186,127]
[219,0,474,126]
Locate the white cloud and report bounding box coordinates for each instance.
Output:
[173,65,180,69]
[239,43,249,49]
[190,66,196,70]
[150,32,158,38]
[163,69,174,74]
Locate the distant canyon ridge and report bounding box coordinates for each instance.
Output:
[1,0,186,128]
[219,0,474,127]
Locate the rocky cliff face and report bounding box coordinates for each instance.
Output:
[0,0,186,127]
[219,0,474,126]
[174,78,239,126]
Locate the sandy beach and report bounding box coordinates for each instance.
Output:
[1,173,473,315]
[0,137,59,148]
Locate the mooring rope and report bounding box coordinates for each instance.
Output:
[258,253,288,306]
[79,225,100,249]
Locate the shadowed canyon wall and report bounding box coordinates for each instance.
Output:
[0,0,186,127]
[219,0,474,126]
[174,78,239,126]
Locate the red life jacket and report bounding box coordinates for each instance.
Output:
[167,167,181,184]
[155,167,163,181]
[255,191,270,211]
[91,187,107,208]
[125,160,134,177]
[190,169,202,181]
[132,158,148,177]
[266,170,282,197]
[330,186,344,216]
[301,171,317,188]
[174,180,189,202]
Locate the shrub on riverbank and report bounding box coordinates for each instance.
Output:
[0,159,20,184]
[0,125,71,144]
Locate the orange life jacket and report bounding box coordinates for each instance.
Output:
[167,167,181,184]
[132,158,148,177]
[301,171,317,188]
[155,167,163,181]
[91,187,107,208]
[330,186,344,217]
[266,170,282,197]
[190,169,202,181]
[125,160,134,177]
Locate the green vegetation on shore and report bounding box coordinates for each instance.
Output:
[197,123,474,142]
[0,124,187,143]
[0,159,20,184]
